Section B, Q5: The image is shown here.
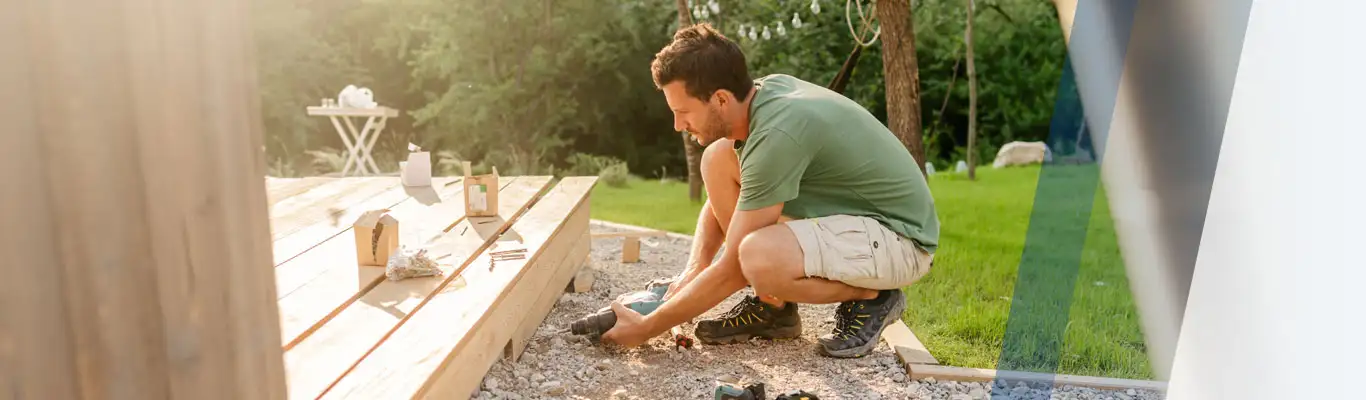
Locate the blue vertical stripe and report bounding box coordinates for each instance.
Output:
[993,0,1136,397]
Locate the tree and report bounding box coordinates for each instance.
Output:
[966,0,978,179]
[877,0,928,178]
[675,0,706,202]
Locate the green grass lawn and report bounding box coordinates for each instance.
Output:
[588,166,1153,380]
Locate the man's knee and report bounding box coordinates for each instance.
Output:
[737,225,803,291]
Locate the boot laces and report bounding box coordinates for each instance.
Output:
[832,302,870,340]
[718,296,767,327]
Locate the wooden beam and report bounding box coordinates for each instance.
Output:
[907,364,1167,392]
[281,177,551,399]
[880,320,939,365]
[590,230,667,238]
[0,0,286,397]
[320,177,598,399]
[510,225,592,360]
[622,236,642,263]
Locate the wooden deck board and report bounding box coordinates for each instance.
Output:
[271,178,460,267]
[266,177,336,206]
[265,176,595,399]
[268,178,399,241]
[320,177,597,399]
[281,177,551,399]
[274,178,501,347]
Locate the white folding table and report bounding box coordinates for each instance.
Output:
[305,106,400,176]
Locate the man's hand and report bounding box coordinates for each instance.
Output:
[664,267,701,301]
[605,203,785,349]
[600,301,653,347]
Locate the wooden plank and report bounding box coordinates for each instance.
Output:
[282,177,552,399]
[590,230,667,238]
[271,177,461,266]
[0,0,286,397]
[881,320,939,365]
[268,178,400,241]
[508,229,592,360]
[272,178,499,347]
[907,364,1168,392]
[266,177,335,206]
[321,177,597,399]
[622,236,641,262]
[270,181,466,312]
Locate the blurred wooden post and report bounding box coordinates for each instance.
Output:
[0,0,288,398]
[1053,0,1077,43]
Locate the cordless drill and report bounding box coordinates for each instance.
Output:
[569,278,693,348]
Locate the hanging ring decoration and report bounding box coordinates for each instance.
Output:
[846,0,881,47]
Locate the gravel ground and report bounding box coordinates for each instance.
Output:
[472,228,1166,400]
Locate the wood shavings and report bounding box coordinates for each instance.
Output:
[385,248,443,281]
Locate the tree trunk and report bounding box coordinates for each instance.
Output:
[966,0,979,180]
[1,0,287,398]
[877,0,928,179]
[675,0,705,201]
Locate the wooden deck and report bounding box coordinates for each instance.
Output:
[263,175,596,399]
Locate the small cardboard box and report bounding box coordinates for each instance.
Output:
[462,161,500,217]
[400,143,432,187]
[354,209,400,266]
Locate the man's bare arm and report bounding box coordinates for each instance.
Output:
[666,200,726,300]
[637,202,784,334]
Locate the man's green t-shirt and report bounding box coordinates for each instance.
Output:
[735,74,940,253]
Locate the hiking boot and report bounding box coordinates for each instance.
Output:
[695,295,802,345]
[817,289,907,358]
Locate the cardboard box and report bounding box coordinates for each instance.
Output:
[354,209,400,266]
[462,161,500,217]
[400,143,432,187]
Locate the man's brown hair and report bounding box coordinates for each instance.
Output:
[651,23,753,102]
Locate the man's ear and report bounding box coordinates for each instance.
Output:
[711,89,734,107]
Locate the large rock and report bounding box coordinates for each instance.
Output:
[992,141,1049,168]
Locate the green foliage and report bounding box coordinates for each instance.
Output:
[600,163,631,187]
[252,0,1071,176]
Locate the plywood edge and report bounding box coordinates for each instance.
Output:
[880,319,939,365]
[907,364,1168,392]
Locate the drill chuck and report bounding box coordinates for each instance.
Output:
[569,309,617,336]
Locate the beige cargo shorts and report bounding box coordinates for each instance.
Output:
[785,214,933,290]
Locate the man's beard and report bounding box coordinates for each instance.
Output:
[692,109,728,146]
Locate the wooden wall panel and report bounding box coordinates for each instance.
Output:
[0,0,287,398]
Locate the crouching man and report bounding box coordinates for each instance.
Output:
[602,23,940,358]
